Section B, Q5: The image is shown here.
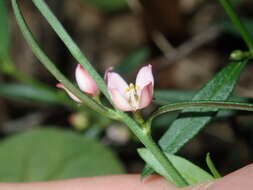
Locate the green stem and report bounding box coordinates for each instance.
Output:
[219,0,253,52]
[12,0,187,186]
[31,0,111,103]
[206,153,222,179]
[133,110,145,124]
[148,100,253,125]
[11,0,114,119]
[118,111,188,187]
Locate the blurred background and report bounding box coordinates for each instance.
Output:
[1,0,253,182]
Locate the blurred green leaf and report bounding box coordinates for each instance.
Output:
[0,128,124,182]
[81,0,128,12]
[154,90,250,104]
[138,148,213,185]
[154,90,195,104]
[141,165,155,179]
[159,60,247,154]
[0,0,10,59]
[115,47,151,76]
[206,153,221,179]
[0,83,68,105]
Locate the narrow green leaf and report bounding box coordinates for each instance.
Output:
[115,47,150,76]
[154,90,195,104]
[0,83,68,105]
[159,60,247,154]
[138,148,213,185]
[141,165,155,179]
[154,90,250,105]
[31,0,111,102]
[154,90,251,121]
[0,0,10,59]
[0,128,124,182]
[206,153,222,179]
[148,100,253,124]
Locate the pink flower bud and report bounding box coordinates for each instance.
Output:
[75,64,98,96]
[56,83,81,103]
[105,65,154,111]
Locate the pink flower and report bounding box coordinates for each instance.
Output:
[106,65,154,111]
[57,64,98,103]
[75,64,98,96]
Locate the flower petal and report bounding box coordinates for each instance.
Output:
[109,88,133,111]
[75,64,98,96]
[106,72,128,96]
[104,66,114,82]
[135,64,154,90]
[139,82,153,109]
[56,83,81,103]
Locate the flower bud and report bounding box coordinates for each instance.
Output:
[75,64,98,96]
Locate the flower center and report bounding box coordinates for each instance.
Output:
[125,83,140,110]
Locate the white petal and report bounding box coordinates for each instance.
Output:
[139,82,153,109]
[106,72,128,96]
[135,64,154,90]
[109,88,133,111]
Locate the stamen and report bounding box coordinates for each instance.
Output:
[125,83,140,110]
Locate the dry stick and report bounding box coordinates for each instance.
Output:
[127,0,221,70]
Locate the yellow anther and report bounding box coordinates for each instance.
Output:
[124,83,140,109]
[129,83,135,90]
[125,83,136,92]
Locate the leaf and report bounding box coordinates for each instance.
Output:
[82,0,128,12]
[154,90,250,105]
[115,47,150,76]
[0,128,124,182]
[154,90,251,121]
[0,83,68,105]
[0,0,10,59]
[159,60,247,154]
[206,153,221,179]
[138,148,213,185]
[141,165,155,179]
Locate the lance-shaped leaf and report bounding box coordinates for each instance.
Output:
[0,0,10,60]
[0,83,67,105]
[138,148,213,185]
[159,60,247,154]
[206,153,221,179]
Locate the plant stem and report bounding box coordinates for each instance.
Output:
[31,0,112,103]
[118,111,188,187]
[148,100,253,125]
[12,0,187,186]
[219,0,253,52]
[11,0,114,119]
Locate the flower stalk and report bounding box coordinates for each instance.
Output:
[118,111,188,187]
[219,0,253,52]
[11,0,188,187]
